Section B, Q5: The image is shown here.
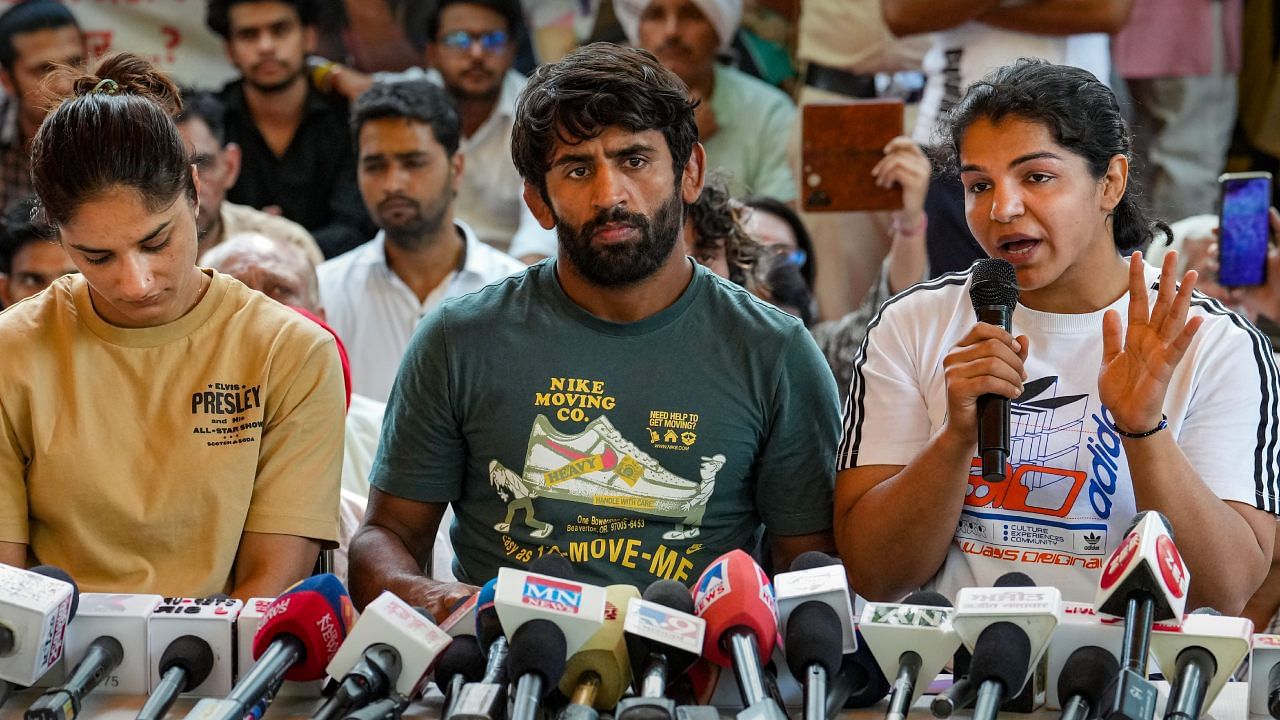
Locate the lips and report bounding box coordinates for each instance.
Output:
[995,234,1041,263]
[593,223,639,243]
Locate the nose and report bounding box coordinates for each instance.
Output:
[117,253,156,300]
[385,163,411,194]
[467,40,486,59]
[256,32,276,56]
[591,165,628,212]
[989,181,1024,224]
[660,12,680,39]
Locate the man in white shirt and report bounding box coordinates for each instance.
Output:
[319,79,525,403]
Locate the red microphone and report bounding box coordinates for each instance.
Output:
[692,550,785,720]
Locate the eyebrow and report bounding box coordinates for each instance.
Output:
[551,143,657,168]
[960,151,1064,174]
[67,220,171,254]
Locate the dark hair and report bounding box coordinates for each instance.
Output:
[31,52,192,226]
[511,42,698,201]
[741,195,815,289]
[206,0,318,39]
[761,253,814,327]
[0,0,79,71]
[351,80,461,156]
[426,0,523,40]
[175,87,227,144]
[942,58,1167,254]
[689,171,765,290]
[0,196,54,273]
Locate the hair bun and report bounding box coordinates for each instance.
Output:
[66,52,182,117]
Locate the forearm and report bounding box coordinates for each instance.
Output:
[836,428,976,600]
[348,524,456,617]
[882,0,1002,36]
[886,214,929,295]
[1126,434,1271,614]
[0,541,25,567]
[979,0,1133,35]
[341,0,420,72]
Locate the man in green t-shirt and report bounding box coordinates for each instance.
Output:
[348,42,840,616]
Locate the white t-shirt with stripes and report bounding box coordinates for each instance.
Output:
[839,261,1279,602]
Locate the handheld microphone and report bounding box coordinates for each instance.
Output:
[135,636,217,720]
[616,580,706,720]
[57,593,163,698]
[1056,646,1119,720]
[1249,633,1280,717]
[968,257,1019,480]
[860,591,957,720]
[0,565,79,687]
[775,552,856,655]
[930,679,975,719]
[1149,608,1251,720]
[828,627,891,715]
[341,693,410,720]
[507,620,567,720]
[196,574,355,720]
[24,634,124,720]
[322,589,453,708]
[692,550,785,720]
[557,585,639,720]
[436,635,485,720]
[504,555,582,720]
[450,578,508,720]
[1044,604,1125,710]
[1095,512,1188,720]
[969,623,1030,720]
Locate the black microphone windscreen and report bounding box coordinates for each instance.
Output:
[507,619,567,687]
[1056,646,1119,708]
[784,601,844,678]
[28,565,79,618]
[993,572,1036,588]
[436,636,486,686]
[528,553,574,580]
[901,591,951,608]
[844,627,891,708]
[641,579,696,615]
[97,636,126,669]
[160,635,216,692]
[1122,511,1174,540]
[789,551,840,572]
[1190,607,1222,616]
[969,622,1031,692]
[969,259,1019,310]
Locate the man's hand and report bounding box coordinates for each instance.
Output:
[1099,251,1203,434]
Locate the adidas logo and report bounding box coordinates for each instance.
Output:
[1083,532,1101,548]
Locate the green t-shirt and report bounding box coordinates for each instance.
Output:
[370,259,840,588]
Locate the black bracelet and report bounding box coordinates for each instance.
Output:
[1115,414,1168,439]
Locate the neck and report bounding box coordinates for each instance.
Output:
[683,65,715,100]
[1020,235,1131,314]
[455,93,500,138]
[556,248,694,324]
[383,219,465,303]
[243,76,307,125]
[197,214,225,258]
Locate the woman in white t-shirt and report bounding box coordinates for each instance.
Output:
[834,60,1279,611]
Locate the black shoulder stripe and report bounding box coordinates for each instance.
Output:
[838,269,972,469]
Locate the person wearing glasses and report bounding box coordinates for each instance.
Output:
[206,0,374,259]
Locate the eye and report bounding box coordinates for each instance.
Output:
[567,166,589,179]
[143,238,171,253]
[1027,172,1054,184]
[83,254,110,266]
[625,156,648,169]
[966,181,991,195]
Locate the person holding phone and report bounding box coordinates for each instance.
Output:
[834,59,1279,613]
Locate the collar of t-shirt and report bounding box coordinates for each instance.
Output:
[541,256,709,337]
[371,220,487,314]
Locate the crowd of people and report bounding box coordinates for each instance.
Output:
[0,0,1278,636]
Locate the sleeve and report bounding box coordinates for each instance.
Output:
[836,297,937,470]
[1175,312,1280,514]
[748,97,798,202]
[368,309,468,502]
[244,336,346,545]
[753,324,841,535]
[0,397,28,544]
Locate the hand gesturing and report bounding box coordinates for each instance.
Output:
[1099,251,1204,434]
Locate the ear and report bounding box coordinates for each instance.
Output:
[1100,153,1128,213]
[222,142,243,188]
[304,26,318,54]
[681,142,707,205]
[523,180,556,230]
[190,164,204,218]
[0,69,14,97]
[451,150,466,195]
[425,42,439,70]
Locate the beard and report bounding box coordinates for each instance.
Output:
[554,186,684,287]
[378,191,451,250]
[244,62,304,94]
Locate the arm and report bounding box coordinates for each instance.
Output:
[881,0,1002,37]
[229,532,321,600]
[1244,521,1280,630]
[978,0,1134,35]
[772,531,837,572]
[872,137,931,295]
[348,490,478,616]
[0,541,24,567]
[834,321,1029,600]
[1100,252,1275,613]
[340,0,421,72]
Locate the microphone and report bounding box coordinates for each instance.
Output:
[860,591,958,720]
[692,550,786,720]
[24,635,125,720]
[775,550,857,720]
[136,636,217,720]
[775,552,856,655]
[616,580,706,720]
[1057,646,1119,720]
[557,585,639,720]
[194,574,355,720]
[57,593,163,697]
[1249,633,1280,717]
[0,565,79,687]
[1095,512,1189,720]
[968,257,1019,480]
[930,679,974,719]
[319,590,453,717]
[828,627,891,715]
[953,575,1063,720]
[502,554,591,720]
[450,579,508,720]
[435,635,485,720]
[507,620,567,720]
[341,693,410,720]
[1149,608,1251,720]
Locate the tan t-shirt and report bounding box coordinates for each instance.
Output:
[0,271,344,596]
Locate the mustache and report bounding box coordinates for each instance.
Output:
[656,40,692,56]
[581,205,650,238]
[378,196,421,213]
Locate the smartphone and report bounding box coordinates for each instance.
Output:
[1218,171,1272,287]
